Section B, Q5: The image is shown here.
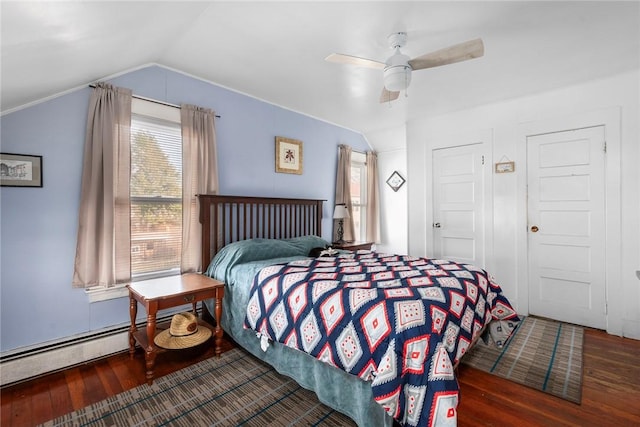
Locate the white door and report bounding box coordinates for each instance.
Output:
[432,144,485,266]
[527,126,606,329]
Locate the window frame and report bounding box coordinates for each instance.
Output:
[129,100,183,282]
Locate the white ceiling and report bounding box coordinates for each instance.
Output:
[2,1,639,138]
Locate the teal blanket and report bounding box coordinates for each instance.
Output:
[204,237,392,427]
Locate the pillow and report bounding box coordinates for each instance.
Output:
[205,235,330,280]
[284,235,330,254]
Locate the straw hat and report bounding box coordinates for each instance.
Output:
[154,312,212,349]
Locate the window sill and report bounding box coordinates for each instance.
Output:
[85,284,129,303]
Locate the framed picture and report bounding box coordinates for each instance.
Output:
[495,161,515,174]
[275,136,303,175]
[0,153,43,187]
[386,170,405,192]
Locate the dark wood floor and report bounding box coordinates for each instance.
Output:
[2,328,639,427]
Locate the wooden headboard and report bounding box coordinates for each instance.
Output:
[198,195,325,269]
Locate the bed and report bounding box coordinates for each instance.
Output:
[199,195,519,427]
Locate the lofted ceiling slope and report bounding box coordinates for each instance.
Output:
[1,1,639,138]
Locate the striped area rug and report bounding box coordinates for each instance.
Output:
[40,348,355,427]
[461,316,584,403]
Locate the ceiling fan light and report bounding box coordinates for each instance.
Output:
[383,65,411,92]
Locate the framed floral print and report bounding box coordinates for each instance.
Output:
[275,136,303,175]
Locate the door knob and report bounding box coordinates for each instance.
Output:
[433,222,441,228]
[530,225,539,233]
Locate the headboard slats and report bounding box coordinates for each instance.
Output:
[198,195,325,270]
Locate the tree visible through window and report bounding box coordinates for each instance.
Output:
[130,114,182,279]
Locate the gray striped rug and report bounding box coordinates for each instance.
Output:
[461,316,584,403]
[40,348,356,427]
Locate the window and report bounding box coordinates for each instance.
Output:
[130,100,182,281]
[350,151,367,242]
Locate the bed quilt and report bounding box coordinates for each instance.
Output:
[245,250,519,427]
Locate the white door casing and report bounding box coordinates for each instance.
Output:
[526,126,606,329]
[432,143,485,267]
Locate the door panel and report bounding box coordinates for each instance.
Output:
[539,211,590,236]
[441,237,475,260]
[433,144,484,266]
[441,210,474,231]
[527,126,606,329]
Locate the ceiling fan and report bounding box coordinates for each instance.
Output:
[325,32,484,103]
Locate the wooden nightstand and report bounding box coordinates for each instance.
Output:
[128,273,224,384]
[332,241,374,251]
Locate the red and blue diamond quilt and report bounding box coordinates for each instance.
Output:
[245,251,518,426]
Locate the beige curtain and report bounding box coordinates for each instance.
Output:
[366,151,381,243]
[180,104,219,273]
[334,144,355,242]
[73,83,132,288]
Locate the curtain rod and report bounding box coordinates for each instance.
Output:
[88,84,220,118]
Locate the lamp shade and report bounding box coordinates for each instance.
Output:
[333,204,350,219]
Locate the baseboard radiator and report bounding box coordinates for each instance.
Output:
[1,312,179,387]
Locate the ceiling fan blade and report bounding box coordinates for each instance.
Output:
[380,87,400,103]
[408,38,484,71]
[325,53,385,70]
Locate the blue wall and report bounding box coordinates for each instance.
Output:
[0,65,370,352]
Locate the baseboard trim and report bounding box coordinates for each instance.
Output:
[623,318,640,340]
[1,330,129,386]
[1,311,185,387]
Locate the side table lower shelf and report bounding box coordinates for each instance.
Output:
[130,318,215,357]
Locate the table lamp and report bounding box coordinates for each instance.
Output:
[333,204,350,244]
